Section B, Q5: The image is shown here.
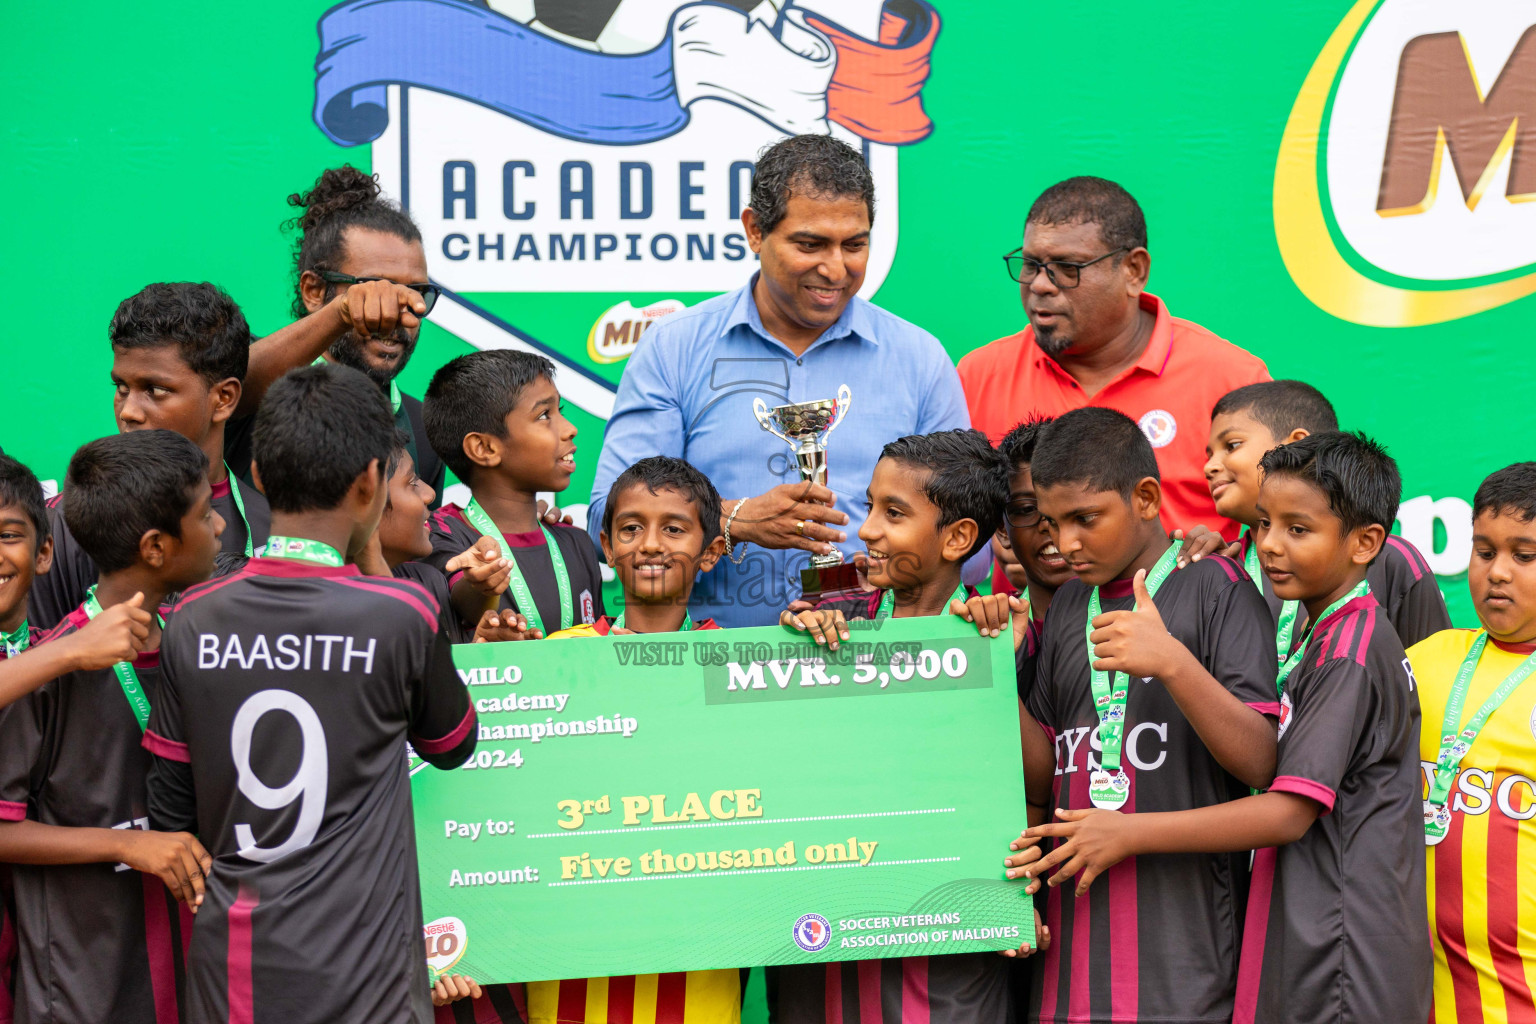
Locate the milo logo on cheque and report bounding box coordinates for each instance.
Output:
[423,916,468,979]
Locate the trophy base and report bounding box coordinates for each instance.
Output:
[799,562,866,605]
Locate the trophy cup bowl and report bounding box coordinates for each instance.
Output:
[753,386,864,604]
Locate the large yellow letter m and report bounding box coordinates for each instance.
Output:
[1377,27,1536,215]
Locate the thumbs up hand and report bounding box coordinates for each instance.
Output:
[1088,569,1189,680]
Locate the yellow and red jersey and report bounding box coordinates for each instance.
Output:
[1410,628,1536,1024]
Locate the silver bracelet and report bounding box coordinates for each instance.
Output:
[723,498,749,564]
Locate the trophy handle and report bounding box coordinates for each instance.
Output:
[823,385,853,438]
[753,397,793,445]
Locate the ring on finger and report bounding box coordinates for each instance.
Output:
[795,519,806,537]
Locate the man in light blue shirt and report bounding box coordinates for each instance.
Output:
[588,134,971,627]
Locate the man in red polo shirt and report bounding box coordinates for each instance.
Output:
[959,176,1268,540]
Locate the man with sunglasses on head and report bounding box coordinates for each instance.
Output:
[223,166,448,504]
[959,176,1268,542]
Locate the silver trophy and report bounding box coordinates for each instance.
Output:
[754,385,862,601]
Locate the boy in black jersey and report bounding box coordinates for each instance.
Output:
[0,455,153,707]
[1002,407,1277,1024]
[31,282,271,629]
[0,431,223,1024]
[775,429,1015,1024]
[145,364,476,1024]
[1205,379,1448,647]
[1021,430,1429,1024]
[423,350,605,639]
[364,430,528,646]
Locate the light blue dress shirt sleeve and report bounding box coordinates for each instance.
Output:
[587,327,686,548]
[915,337,972,434]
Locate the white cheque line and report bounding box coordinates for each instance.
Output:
[548,857,961,887]
[525,807,957,840]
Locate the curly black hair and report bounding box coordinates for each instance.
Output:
[286,165,422,317]
[748,134,875,236]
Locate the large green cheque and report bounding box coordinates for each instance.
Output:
[411,616,1033,984]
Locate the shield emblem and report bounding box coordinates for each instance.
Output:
[309,0,941,432]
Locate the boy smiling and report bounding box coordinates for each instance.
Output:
[1017,430,1429,1024]
[778,428,1015,1024]
[423,350,604,637]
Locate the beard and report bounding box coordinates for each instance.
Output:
[1032,325,1072,357]
[327,329,419,390]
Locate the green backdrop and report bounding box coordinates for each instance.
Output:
[4,1,1518,618]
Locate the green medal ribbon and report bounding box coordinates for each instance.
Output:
[310,356,402,415]
[1242,527,1300,671]
[612,610,692,632]
[261,535,346,568]
[1274,580,1372,697]
[1422,632,1536,846]
[875,583,968,620]
[1,621,29,659]
[221,463,254,558]
[1084,544,1182,809]
[462,499,574,636]
[83,585,152,732]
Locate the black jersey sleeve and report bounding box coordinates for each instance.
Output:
[145,636,198,832]
[407,631,476,770]
[0,692,46,821]
[1391,574,1452,650]
[1197,561,1282,713]
[1023,604,1060,734]
[1270,657,1373,813]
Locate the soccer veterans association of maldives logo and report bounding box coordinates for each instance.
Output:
[308,0,940,416]
[792,912,832,952]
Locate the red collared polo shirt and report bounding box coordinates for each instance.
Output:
[958,292,1269,538]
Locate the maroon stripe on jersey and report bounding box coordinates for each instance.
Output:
[142,729,191,763]
[1328,609,1359,661]
[609,974,636,1023]
[412,705,477,754]
[1233,846,1277,1024]
[556,978,587,1022]
[1353,604,1377,663]
[1270,775,1336,814]
[1487,803,1536,1022]
[245,557,358,579]
[1035,770,1066,1018]
[335,576,439,629]
[141,876,177,1024]
[1247,701,1282,717]
[656,972,687,1023]
[0,884,14,1024]
[1067,762,1091,1022]
[228,886,259,1024]
[824,962,842,1024]
[901,956,929,1024]
[172,568,254,610]
[1108,760,1138,1021]
[498,530,548,549]
[1206,554,1242,582]
[0,802,23,822]
[1385,536,1429,579]
[1436,807,1484,1023]
[857,959,881,1023]
[432,505,470,532]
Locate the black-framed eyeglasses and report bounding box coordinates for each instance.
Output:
[1005,500,1042,529]
[317,270,440,316]
[1002,247,1129,289]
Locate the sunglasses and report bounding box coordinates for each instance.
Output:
[317,271,439,316]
